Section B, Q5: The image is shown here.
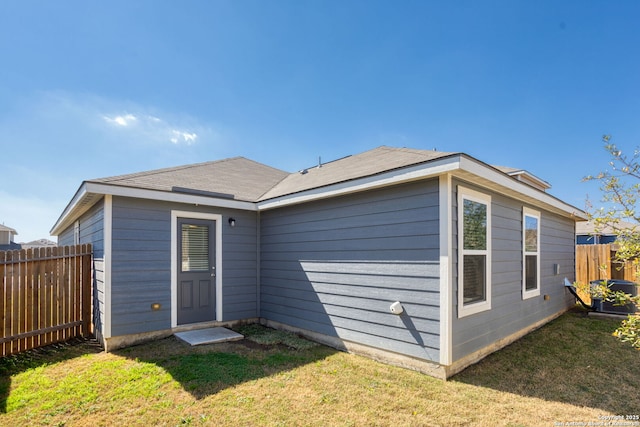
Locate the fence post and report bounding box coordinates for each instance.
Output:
[82,244,92,338]
[25,248,34,352]
[0,250,5,356]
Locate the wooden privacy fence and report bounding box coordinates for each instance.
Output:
[0,244,92,357]
[576,243,640,287]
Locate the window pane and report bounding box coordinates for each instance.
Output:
[525,215,538,252]
[463,254,486,304]
[525,255,537,290]
[463,199,487,250]
[182,224,209,272]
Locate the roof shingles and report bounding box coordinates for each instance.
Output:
[258,146,456,201]
[90,157,289,202]
[86,146,552,204]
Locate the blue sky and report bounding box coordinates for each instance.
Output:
[1,1,639,242]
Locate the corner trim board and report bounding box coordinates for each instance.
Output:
[104,195,113,338]
[438,174,453,365]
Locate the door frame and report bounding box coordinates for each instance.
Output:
[171,210,223,327]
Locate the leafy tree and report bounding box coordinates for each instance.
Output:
[583,135,640,349]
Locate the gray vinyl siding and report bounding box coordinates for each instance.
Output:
[451,180,575,360]
[56,199,106,341]
[260,179,441,363]
[110,196,258,336]
[57,228,74,246]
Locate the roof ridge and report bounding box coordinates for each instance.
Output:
[254,171,291,200]
[89,156,246,183]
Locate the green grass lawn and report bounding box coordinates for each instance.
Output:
[1,309,638,426]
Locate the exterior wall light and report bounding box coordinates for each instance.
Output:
[390,301,404,315]
[228,218,236,227]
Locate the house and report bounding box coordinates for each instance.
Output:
[20,238,58,249]
[51,146,586,379]
[576,219,636,245]
[0,224,21,250]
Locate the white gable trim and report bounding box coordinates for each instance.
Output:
[51,182,256,236]
[258,156,462,210]
[257,155,584,220]
[458,156,582,219]
[88,182,257,211]
[51,184,90,236]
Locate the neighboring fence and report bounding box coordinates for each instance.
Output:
[576,243,639,287]
[0,244,92,357]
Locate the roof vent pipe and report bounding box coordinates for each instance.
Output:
[317,156,322,168]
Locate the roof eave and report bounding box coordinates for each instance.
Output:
[50,182,91,236]
[506,170,551,190]
[457,155,586,220]
[50,181,258,236]
[257,153,586,220]
[257,154,462,210]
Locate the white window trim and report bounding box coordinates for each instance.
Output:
[522,207,541,299]
[457,186,492,318]
[73,220,80,245]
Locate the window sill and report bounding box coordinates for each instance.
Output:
[458,300,491,318]
[522,289,541,300]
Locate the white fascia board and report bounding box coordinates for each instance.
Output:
[51,182,257,236]
[509,170,551,190]
[458,156,586,219]
[50,183,89,236]
[51,181,257,235]
[257,154,585,219]
[85,182,257,211]
[257,156,462,210]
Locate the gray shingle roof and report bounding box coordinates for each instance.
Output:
[576,219,637,235]
[0,224,18,234]
[89,157,289,202]
[52,145,586,236]
[85,146,556,205]
[259,146,456,201]
[88,146,456,203]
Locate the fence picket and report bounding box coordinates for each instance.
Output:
[0,244,92,357]
[43,247,52,347]
[0,251,5,355]
[68,245,75,338]
[25,248,34,351]
[11,250,19,354]
[33,248,46,347]
[575,243,640,293]
[81,244,91,337]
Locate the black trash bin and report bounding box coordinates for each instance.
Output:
[589,279,639,314]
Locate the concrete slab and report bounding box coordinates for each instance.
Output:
[588,311,630,320]
[175,327,244,346]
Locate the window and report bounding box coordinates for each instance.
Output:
[181,224,210,272]
[523,208,541,299]
[458,186,492,317]
[74,220,80,245]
